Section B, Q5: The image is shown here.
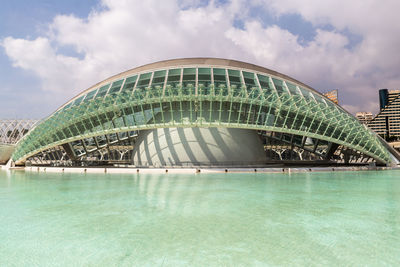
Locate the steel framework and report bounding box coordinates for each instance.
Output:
[0,119,38,144]
[11,59,392,165]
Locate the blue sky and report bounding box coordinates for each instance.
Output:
[1,0,400,118]
[0,0,98,118]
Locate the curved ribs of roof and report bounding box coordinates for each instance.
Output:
[0,119,38,144]
[12,58,391,164]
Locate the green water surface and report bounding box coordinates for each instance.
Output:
[0,170,399,266]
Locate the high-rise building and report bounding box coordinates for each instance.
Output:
[356,112,373,124]
[323,89,339,104]
[368,89,400,138]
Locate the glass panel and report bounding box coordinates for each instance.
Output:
[182,68,196,94]
[81,118,93,131]
[69,124,79,136]
[62,102,73,110]
[183,68,196,77]
[183,68,196,82]
[124,114,135,126]
[133,108,145,125]
[213,68,227,90]
[62,128,72,138]
[107,79,124,95]
[213,68,226,80]
[154,70,166,78]
[84,89,98,102]
[298,87,313,100]
[167,68,181,88]
[72,95,85,106]
[228,69,242,89]
[248,87,260,99]
[121,75,137,94]
[242,71,257,92]
[257,74,274,96]
[149,86,162,98]
[75,121,85,133]
[285,82,299,96]
[56,131,64,140]
[312,93,327,105]
[242,71,254,81]
[271,78,286,96]
[326,99,337,108]
[133,88,145,99]
[152,70,166,86]
[168,68,181,76]
[198,68,211,77]
[257,74,270,88]
[95,84,110,99]
[198,68,211,94]
[136,72,152,89]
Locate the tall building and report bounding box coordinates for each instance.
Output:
[323,89,339,104]
[368,89,400,138]
[356,112,373,124]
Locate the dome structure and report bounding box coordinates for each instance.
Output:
[11,58,398,167]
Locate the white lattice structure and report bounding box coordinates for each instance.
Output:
[0,119,38,164]
[0,119,38,144]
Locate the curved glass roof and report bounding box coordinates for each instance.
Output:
[12,58,392,164]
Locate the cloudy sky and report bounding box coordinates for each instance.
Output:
[1,0,399,119]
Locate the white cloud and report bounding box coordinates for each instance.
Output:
[2,37,86,92]
[2,0,400,115]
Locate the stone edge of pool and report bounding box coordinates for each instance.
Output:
[1,165,399,174]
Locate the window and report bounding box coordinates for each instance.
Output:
[72,95,85,106]
[182,68,196,95]
[136,72,152,90]
[285,82,299,96]
[271,78,286,96]
[228,69,242,84]
[165,68,181,92]
[84,89,98,102]
[242,71,256,91]
[107,79,124,95]
[213,68,228,95]
[95,84,111,99]
[257,74,274,96]
[152,70,166,87]
[121,75,138,94]
[198,68,211,94]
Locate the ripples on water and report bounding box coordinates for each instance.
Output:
[0,170,399,266]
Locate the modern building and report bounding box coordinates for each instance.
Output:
[368,89,400,138]
[0,119,38,164]
[9,58,400,167]
[356,112,373,125]
[323,89,339,105]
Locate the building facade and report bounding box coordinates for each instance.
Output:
[368,89,400,138]
[323,90,339,105]
[356,112,373,125]
[10,58,398,167]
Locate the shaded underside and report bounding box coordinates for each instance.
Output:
[132,127,267,167]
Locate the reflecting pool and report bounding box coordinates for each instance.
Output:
[1,170,400,266]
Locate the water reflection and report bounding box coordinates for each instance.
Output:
[0,170,400,265]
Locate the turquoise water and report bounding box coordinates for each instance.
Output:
[0,170,400,266]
